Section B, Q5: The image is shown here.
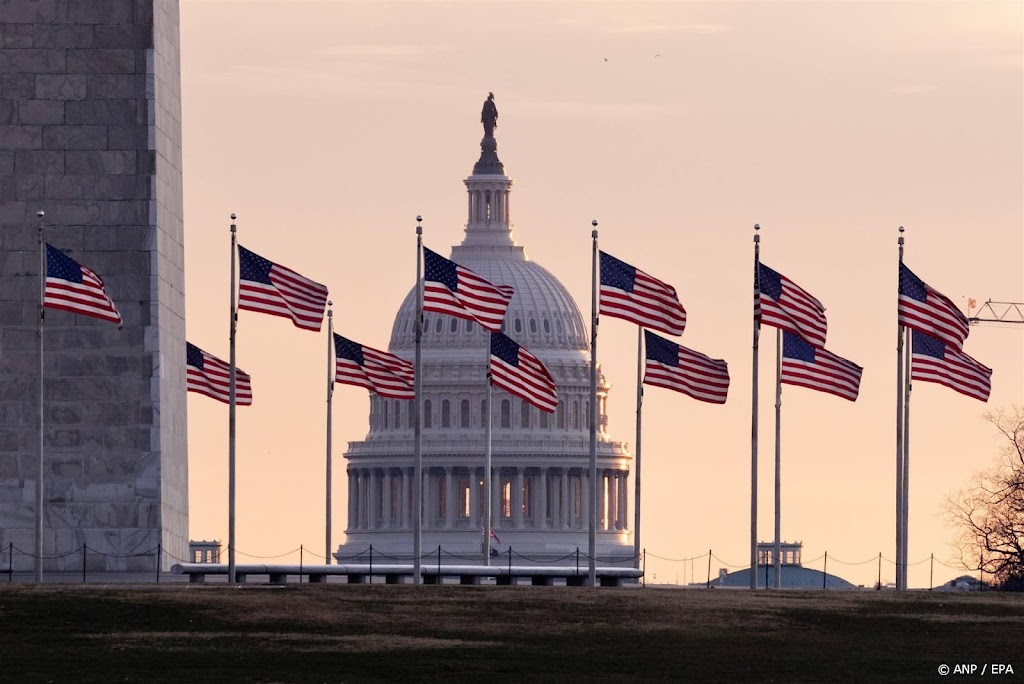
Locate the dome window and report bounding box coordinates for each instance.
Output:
[424,399,433,428]
[434,318,443,334]
[556,401,565,429]
[520,401,531,428]
[450,319,458,333]
[543,318,551,334]
[539,410,549,429]
[500,399,511,428]
[441,399,451,428]
[460,400,470,428]
[464,320,473,333]
[480,399,488,427]
[529,319,538,334]
[556,319,563,334]
[514,319,522,334]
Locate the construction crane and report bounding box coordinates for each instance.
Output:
[967,299,1024,326]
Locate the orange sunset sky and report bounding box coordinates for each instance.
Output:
[179,1,1023,587]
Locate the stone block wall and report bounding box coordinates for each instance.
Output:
[0,0,187,572]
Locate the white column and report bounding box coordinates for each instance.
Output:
[619,471,629,531]
[539,468,549,529]
[445,466,456,529]
[347,470,356,532]
[580,470,589,533]
[382,470,392,529]
[469,467,479,528]
[368,469,379,530]
[400,468,410,528]
[514,467,524,529]
[503,189,510,225]
[561,469,570,530]
[357,470,366,530]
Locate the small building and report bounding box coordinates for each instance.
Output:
[188,540,222,564]
[714,541,855,589]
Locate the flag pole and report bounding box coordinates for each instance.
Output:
[325,302,334,565]
[895,225,905,592]
[902,328,912,589]
[750,223,761,589]
[773,327,782,589]
[633,326,643,570]
[228,213,238,584]
[35,210,45,584]
[413,216,423,584]
[484,370,493,566]
[588,221,599,587]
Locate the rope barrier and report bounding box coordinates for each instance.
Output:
[509,551,577,564]
[234,547,302,560]
[644,551,709,563]
[710,553,746,569]
[827,554,881,566]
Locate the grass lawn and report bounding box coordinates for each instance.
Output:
[0,584,1020,682]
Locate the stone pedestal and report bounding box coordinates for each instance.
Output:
[0,0,187,571]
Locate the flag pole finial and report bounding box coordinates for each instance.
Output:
[591,219,598,238]
[416,215,422,236]
[754,223,760,244]
[898,225,904,246]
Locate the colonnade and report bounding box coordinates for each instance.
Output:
[347,465,629,533]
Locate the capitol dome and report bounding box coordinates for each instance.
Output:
[336,103,633,565]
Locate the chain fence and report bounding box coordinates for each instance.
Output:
[0,541,983,589]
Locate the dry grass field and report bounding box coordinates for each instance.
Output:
[1,584,1021,682]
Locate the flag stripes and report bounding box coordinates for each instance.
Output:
[910,330,991,402]
[898,263,969,350]
[238,245,329,331]
[599,251,686,336]
[756,262,827,347]
[334,334,414,400]
[44,244,122,326]
[186,343,253,405]
[780,332,862,401]
[643,330,729,404]
[423,247,513,332]
[490,332,557,413]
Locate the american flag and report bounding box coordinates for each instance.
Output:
[643,330,729,404]
[780,332,862,402]
[489,332,557,413]
[910,330,991,402]
[423,247,513,332]
[756,262,827,348]
[899,263,969,350]
[238,245,329,332]
[599,251,686,336]
[186,342,253,405]
[334,333,414,400]
[44,244,122,326]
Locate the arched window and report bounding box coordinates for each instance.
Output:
[500,400,511,428]
[465,320,473,333]
[408,401,415,429]
[441,399,451,428]
[556,319,564,334]
[382,401,389,429]
[450,318,458,333]
[556,400,565,429]
[571,400,580,430]
[539,409,549,429]
[481,399,488,428]
[543,318,551,334]
[434,317,443,334]
[424,399,433,429]
[520,401,530,429]
[394,400,401,429]
[529,319,537,334]
[514,318,522,333]
[460,399,470,428]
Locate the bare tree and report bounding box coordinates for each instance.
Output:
[945,406,1024,590]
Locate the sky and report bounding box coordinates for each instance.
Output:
[179,1,1023,588]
